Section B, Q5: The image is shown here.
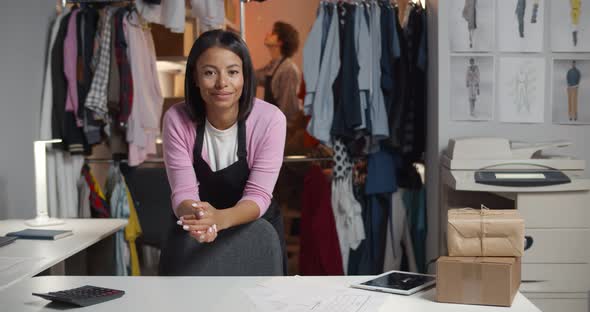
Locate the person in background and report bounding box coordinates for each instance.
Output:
[160,30,287,274]
[256,21,302,123]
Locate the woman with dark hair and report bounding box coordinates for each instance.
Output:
[159,30,287,274]
[256,21,302,122]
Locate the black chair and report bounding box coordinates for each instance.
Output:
[159,218,283,276]
[124,167,172,249]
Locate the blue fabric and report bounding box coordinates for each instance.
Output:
[107,166,130,276]
[567,66,581,86]
[356,150,400,275]
[320,3,332,64]
[403,188,427,273]
[365,150,399,195]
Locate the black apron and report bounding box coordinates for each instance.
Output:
[159,120,287,275]
[263,58,287,106]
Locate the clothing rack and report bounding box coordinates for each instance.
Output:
[85,156,334,164]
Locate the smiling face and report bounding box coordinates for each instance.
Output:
[194,47,244,115]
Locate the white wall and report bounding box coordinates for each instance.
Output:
[0,1,56,219]
[426,0,590,271]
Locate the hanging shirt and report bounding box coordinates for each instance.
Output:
[191,0,226,32]
[136,0,185,33]
[369,4,389,141]
[204,120,238,172]
[355,4,371,131]
[85,8,114,121]
[304,4,340,144]
[64,9,81,126]
[300,165,344,275]
[125,11,164,166]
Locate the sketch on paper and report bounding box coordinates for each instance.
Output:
[552,59,590,124]
[551,0,590,52]
[498,0,543,52]
[451,56,494,121]
[571,0,581,46]
[463,0,477,48]
[450,0,494,52]
[467,58,481,116]
[498,58,545,123]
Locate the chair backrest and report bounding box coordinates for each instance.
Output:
[159,218,283,276]
[124,167,172,248]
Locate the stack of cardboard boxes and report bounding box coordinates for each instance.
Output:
[436,208,525,307]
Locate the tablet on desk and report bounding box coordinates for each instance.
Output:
[350,270,436,296]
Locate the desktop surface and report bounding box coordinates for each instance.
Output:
[0,219,127,290]
[0,275,542,312]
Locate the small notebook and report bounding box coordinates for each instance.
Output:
[0,236,17,247]
[6,229,73,240]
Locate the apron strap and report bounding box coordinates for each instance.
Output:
[194,122,206,162]
[237,119,247,159]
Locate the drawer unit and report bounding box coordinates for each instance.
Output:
[523,229,590,263]
[517,191,590,228]
[524,293,589,312]
[521,263,590,293]
[529,298,588,312]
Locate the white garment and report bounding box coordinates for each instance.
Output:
[124,12,164,166]
[191,0,225,32]
[136,0,185,33]
[77,174,91,218]
[204,120,238,172]
[331,175,365,275]
[383,190,418,273]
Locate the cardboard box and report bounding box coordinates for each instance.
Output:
[447,208,524,257]
[436,257,521,307]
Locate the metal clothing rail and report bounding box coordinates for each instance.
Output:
[85,156,334,164]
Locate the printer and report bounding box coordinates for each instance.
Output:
[439,137,590,311]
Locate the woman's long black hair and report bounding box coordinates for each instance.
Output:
[184,30,256,124]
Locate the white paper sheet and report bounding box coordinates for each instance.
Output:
[242,277,387,312]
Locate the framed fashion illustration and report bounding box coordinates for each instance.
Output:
[552,58,590,124]
[450,55,495,121]
[498,57,545,123]
[449,0,495,52]
[497,0,544,52]
[551,0,590,52]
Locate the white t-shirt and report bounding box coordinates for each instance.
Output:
[204,120,238,172]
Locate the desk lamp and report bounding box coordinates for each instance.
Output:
[26,139,65,227]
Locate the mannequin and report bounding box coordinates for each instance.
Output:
[567,60,581,121]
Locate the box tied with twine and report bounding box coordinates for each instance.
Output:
[447,205,525,257]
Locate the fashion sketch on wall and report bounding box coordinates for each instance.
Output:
[450,0,495,52]
[553,59,590,124]
[498,0,544,52]
[451,56,494,121]
[551,0,590,52]
[498,57,545,123]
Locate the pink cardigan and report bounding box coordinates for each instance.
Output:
[162,99,286,217]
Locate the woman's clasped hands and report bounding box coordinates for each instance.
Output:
[177,202,222,243]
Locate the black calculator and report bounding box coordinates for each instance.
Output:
[33,285,125,307]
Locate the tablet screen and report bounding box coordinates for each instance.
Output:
[361,272,435,291]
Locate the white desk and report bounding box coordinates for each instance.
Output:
[0,219,127,290]
[0,275,541,311]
